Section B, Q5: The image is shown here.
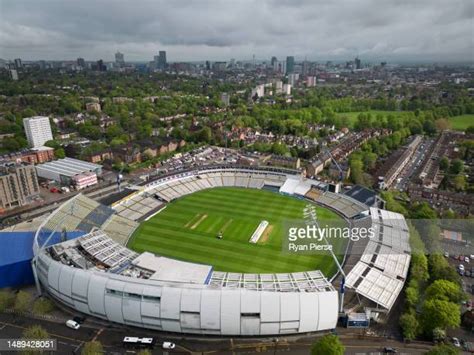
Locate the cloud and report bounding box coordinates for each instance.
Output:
[0,0,472,62]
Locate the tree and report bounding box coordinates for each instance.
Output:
[410,202,437,219]
[426,344,459,355]
[32,297,55,315]
[271,142,289,156]
[23,325,49,339]
[423,120,437,135]
[425,280,464,303]
[409,252,429,282]
[439,157,449,171]
[399,312,419,340]
[55,147,66,159]
[429,254,461,283]
[349,157,365,185]
[311,335,344,355]
[465,125,474,134]
[432,327,446,343]
[362,152,378,171]
[194,127,212,143]
[405,285,419,308]
[22,325,50,355]
[421,299,461,334]
[450,159,464,175]
[14,291,32,313]
[81,341,103,355]
[452,175,467,191]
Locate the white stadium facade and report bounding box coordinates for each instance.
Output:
[32,166,410,336]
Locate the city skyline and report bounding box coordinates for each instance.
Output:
[0,0,472,63]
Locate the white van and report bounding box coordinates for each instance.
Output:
[162,341,176,349]
[66,319,80,330]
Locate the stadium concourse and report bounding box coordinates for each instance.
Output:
[31,165,411,336]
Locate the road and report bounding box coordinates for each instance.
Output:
[393,137,434,191]
[0,313,434,354]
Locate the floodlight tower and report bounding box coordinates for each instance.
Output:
[304,204,346,313]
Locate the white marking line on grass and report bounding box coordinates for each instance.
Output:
[185,213,200,228]
[144,205,167,221]
[191,214,208,229]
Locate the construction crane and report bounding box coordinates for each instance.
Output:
[320,145,344,182]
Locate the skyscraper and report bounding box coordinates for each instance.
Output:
[355,57,361,70]
[14,58,22,69]
[96,59,106,71]
[77,57,86,68]
[302,60,309,76]
[115,51,125,67]
[271,56,277,67]
[286,56,295,74]
[156,51,167,70]
[23,116,53,148]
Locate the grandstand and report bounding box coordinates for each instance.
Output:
[311,191,368,218]
[34,194,138,251]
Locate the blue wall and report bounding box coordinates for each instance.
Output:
[0,231,84,288]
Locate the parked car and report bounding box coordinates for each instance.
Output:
[383,348,397,353]
[444,252,449,258]
[50,187,59,193]
[162,342,176,350]
[452,337,461,348]
[73,316,86,324]
[459,264,465,271]
[465,257,471,263]
[66,320,80,330]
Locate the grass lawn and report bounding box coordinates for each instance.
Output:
[128,187,346,276]
[449,114,474,131]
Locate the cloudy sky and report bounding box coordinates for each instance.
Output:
[0,0,472,63]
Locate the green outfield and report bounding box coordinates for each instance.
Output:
[128,187,347,275]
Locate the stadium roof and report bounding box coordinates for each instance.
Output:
[131,252,213,284]
[345,261,404,310]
